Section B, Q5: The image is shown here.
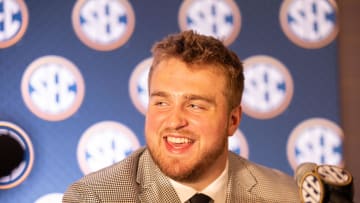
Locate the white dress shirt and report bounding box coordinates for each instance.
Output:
[168,161,229,203]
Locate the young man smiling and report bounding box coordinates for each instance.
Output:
[63,31,300,203]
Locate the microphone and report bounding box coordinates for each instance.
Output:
[0,133,24,178]
[295,162,353,203]
[295,162,317,186]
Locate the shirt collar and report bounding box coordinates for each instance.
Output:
[168,160,229,203]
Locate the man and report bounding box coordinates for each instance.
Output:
[63,30,300,203]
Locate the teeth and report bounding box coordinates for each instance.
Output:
[167,137,192,144]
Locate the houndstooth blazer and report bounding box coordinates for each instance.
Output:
[62,148,300,203]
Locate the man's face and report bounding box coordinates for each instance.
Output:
[145,58,240,185]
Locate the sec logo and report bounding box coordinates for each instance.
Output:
[280,0,339,49]
[34,193,63,203]
[21,55,85,121]
[0,121,34,189]
[77,121,141,174]
[287,118,344,171]
[178,0,241,46]
[228,129,249,159]
[0,0,29,48]
[72,0,135,51]
[241,55,294,119]
[129,57,152,115]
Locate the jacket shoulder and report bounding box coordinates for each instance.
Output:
[229,152,300,203]
[62,148,146,202]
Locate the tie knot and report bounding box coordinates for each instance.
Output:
[189,193,212,203]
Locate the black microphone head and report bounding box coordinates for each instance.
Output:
[0,133,25,178]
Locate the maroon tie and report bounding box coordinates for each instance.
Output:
[189,193,212,203]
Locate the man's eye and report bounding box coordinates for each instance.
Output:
[189,104,202,109]
[155,101,167,106]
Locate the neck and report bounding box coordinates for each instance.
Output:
[181,151,228,191]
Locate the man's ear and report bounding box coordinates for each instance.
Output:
[228,105,242,136]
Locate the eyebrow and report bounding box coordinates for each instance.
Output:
[150,91,215,104]
[150,91,169,98]
[185,94,215,104]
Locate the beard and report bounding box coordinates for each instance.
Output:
[146,128,228,183]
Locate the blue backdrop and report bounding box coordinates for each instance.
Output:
[0,0,342,202]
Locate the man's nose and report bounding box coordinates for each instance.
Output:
[165,106,188,130]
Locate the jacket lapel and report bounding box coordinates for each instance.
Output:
[226,152,257,203]
[137,149,181,203]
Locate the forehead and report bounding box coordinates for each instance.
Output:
[151,58,226,78]
[149,58,228,97]
[152,59,226,84]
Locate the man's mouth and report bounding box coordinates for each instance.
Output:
[166,136,193,144]
[164,136,195,153]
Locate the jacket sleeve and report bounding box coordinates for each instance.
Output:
[62,181,101,203]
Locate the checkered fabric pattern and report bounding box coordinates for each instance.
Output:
[63,148,300,202]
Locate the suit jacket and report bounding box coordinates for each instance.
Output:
[63,148,300,202]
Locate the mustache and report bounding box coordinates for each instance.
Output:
[160,128,197,138]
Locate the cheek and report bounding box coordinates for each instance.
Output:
[145,112,163,133]
[191,114,226,129]
[190,117,219,138]
[193,116,229,138]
